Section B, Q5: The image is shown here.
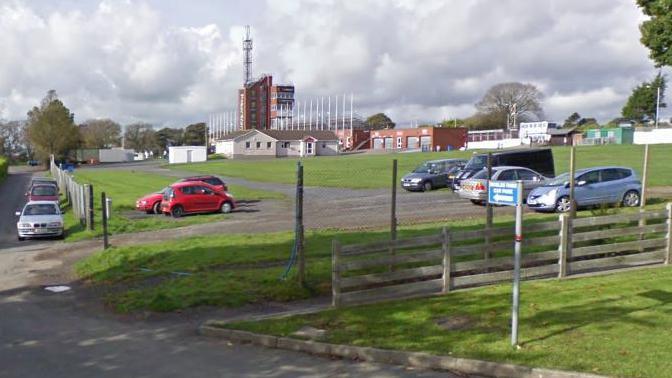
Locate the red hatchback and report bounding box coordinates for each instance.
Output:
[179,176,228,192]
[26,184,59,202]
[160,181,235,218]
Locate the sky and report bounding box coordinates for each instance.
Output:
[0,0,669,128]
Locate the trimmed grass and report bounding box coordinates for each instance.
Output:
[173,144,672,189]
[61,170,285,242]
[227,266,672,378]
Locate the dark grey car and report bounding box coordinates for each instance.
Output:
[401,158,467,192]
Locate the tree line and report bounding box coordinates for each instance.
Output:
[0,90,208,162]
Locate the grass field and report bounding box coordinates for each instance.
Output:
[173,144,672,189]
[226,266,672,378]
[61,170,285,242]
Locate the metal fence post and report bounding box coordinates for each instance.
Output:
[101,191,109,249]
[665,203,672,265]
[332,239,341,307]
[485,152,493,260]
[558,214,569,278]
[296,161,305,287]
[389,159,398,271]
[442,227,452,293]
[88,184,95,230]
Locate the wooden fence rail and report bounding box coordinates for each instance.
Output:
[50,156,94,229]
[332,206,672,307]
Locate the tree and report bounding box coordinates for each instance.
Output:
[637,0,672,67]
[183,122,206,145]
[563,112,581,128]
[366,113,395,130]
[621,73,666,122]
[462,112,506,130]
[475,82,544,128]
[79,119,121,148]
[438,118,466,128]
[123,123,157,152]
[156,127,184,152]
[26,90,79,161]
[0,120,24,158]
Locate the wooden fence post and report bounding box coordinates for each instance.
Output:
[558,214,569,278]
[332,239,341,307]
[442,227,452,293]
[665,203,672,265]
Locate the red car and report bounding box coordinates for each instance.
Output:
[161,181,235,218]
[135,188,166,214]
[26,184,59,202]
[179,175,228,192]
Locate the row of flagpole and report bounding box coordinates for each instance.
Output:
[274,93,354,134]
[208,111,237,141]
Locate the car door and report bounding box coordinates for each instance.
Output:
[201,186,220,211]
[515,168,544,197]
[434,162,447,187]
[179,185,198,212]
[596,168,624,203]
[574,170,602,205]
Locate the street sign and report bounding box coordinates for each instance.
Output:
[488,181,520,206]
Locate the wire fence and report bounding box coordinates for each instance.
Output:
[50,156,94,230]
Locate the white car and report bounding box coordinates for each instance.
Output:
[16,201,64,241]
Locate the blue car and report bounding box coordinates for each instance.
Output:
[526,166,642,213]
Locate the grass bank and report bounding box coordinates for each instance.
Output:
[0,156,7,183]
[62,170,285,242]
[173,144,672,189]
[227,266,672,378]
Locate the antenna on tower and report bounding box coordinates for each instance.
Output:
[243,25,253,85]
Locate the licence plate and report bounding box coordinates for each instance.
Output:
[35,228,50,234]
[528,199,537,205]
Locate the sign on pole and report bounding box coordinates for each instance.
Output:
[488,180,524,347]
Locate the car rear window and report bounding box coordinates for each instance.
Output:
[31,186,57,196]
[205,178,222,186]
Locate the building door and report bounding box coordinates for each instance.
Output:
[407,136,419,149]
[186,150,193,163]
[396,137,403,149]
[420,136,431,152]
[306,142,314,155]
[373,138,384,150]
[384,137,394,149]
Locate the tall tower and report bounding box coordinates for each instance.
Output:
[243,25,253,85]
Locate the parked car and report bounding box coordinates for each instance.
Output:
[15,201,64,241]
[161,181,235,218]
[135,188,167,214]
[30,177,59,189]
[27,160,40,166]
[527,166,641,213]
[178,175,228,192]
[458,166,548,205]
[453,148,555,190]
[401,159,467,191]
[26,184,59,202]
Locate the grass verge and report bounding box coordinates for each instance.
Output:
[172,144,672,189]
[61,169,285,242]
[226,266,672,378]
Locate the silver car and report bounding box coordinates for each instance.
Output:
[458,166,549,205]
[16,201,64,241]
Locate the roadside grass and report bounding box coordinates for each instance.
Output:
[172,144,672,189]
[75,202,670,313]
[226,266,672,378]
[61,170,285,242]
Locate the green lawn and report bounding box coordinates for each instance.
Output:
[226,266,672,378]
[61,170,285,242]
[172,145,672,189]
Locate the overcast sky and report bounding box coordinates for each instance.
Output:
[0,0,668,128]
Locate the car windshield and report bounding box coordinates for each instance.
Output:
[413,162,439,173]
[472,169,489,179]
[31,186,57,196]
[547,172,570,186]
[465,155,487,170]
[23,204,58,216]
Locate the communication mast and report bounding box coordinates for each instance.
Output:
[243,25,253,85]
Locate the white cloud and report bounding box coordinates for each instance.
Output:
[0,0,665,127]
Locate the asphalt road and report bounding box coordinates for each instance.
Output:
[0,167,41,250]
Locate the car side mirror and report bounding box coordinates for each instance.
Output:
[15,211,21,217]
[532,176,540,181]
[564,182,570,189]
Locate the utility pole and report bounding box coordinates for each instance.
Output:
[655,85,661,129]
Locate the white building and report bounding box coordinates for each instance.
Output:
[215,129,339,159]
[168,146,207,164]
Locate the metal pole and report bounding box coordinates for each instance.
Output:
[88,184,94,230]
[342,94,346,132]
[655,86,660,129]
[101,191,109,250]
[303,99,307,130]
[511,180,524,347]
[296,161,305,287]
[485,152,493,260]
[309,98,313,130]
[350,93,354,149]
[390,159,398,271]
[569,146,576,219]
[328,96,331,130]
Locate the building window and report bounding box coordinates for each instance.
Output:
[256,141,261,149]
[281,142,290,148]
[322,143,326,148]
[245,141,250,149]
[267,142,272,149]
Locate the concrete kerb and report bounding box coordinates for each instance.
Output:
[198,325,607,378]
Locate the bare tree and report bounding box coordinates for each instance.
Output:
[475,82,544,128]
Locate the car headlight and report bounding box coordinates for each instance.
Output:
[410,178,422,183]
[48,222,63,227]
[140,200,147,205]
[538,189,557,203]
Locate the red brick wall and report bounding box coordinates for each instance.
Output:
[370,127,467,151]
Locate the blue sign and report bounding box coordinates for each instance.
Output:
[488,181,520,206]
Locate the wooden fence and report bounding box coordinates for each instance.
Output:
[50,156,94,230]
[332,206,672,307]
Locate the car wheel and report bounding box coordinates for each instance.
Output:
[220,201,233,214]
[470,199,485,206]
[555,196,572,213]
[622,190,640,207]
[171,205,184,218]
[17,236,24,241]
[422,181,432,192]
[152,201,161,214]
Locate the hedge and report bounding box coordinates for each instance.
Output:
[0,157,8,183]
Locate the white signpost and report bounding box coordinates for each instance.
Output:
[488,180,524,347]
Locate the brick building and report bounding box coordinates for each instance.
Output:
[370,127,468,152]
[238,75,294,130]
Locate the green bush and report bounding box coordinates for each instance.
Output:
[0,157,8,183]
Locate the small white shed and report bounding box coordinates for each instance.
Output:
[168,146,207,164]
